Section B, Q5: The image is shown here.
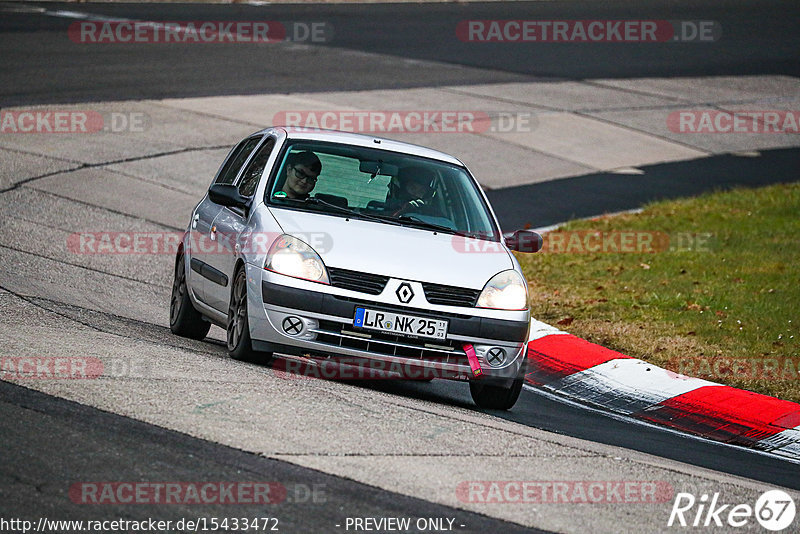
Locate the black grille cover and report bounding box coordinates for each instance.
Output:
[328,268,389,295]
[422,282,480,307]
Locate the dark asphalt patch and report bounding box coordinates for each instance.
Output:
[487,147,800,230]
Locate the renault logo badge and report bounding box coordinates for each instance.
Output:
[396,283,414,304]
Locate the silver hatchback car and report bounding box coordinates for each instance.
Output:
[170,128,541,409]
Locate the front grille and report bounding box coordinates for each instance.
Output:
[313,320,468,367]
[328,267,479,308]
[422,282,480,307]
[328,267,389,295]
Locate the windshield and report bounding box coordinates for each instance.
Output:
[265,140,500,240]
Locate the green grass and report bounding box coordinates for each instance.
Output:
[516,182,800,403]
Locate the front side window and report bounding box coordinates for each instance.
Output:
[266,141,499,240]
[214,136,262,185]
[238,137,276,197]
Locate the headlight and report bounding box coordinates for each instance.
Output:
[265,234,329,284]
[477,270,528,310]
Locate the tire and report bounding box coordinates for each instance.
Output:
[170,253,211,340]
[227,267,272,363]
[469,361,526,410]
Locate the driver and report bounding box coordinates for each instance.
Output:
[385,166,437,216]
[275,151,322,200]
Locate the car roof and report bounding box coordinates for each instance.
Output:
[262,127,465,167]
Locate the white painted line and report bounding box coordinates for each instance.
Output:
[521,383,800,465]
[46,10,92,19]
[544,358,717,415]
[43,9,134,23]
[0,5,45,13]
[757,426,800,457]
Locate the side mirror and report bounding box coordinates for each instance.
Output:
[208,184,250,210]
[505,230,543,253]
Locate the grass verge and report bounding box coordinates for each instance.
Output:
[516,182,800,403]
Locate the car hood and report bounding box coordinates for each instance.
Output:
[269,208,514,289]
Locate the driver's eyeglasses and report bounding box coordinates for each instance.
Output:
[292,166,318,183]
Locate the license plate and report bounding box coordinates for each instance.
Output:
[354,308,448,340]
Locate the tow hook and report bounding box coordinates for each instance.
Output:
[463,343,483,378]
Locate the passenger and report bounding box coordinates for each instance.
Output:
[385,166,437,216]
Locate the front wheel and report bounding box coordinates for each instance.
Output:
[469,361,526,410]
[227,267,271,363]
[170,253,211,340]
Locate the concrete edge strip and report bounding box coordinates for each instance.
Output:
[524,329,800,461]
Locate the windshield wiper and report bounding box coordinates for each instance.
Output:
[367,213,468,236]
[393,215,461,235]
[398,216,496,240]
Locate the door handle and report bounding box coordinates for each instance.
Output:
[192,213,199,229]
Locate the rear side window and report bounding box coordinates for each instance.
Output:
[238,137,276,197]
[215,136,262,185]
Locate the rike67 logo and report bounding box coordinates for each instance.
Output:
[668,490,796,531]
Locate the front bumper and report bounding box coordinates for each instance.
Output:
[249,273,530,384]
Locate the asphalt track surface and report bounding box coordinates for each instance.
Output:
[341,379,800,490]
[1,0,799,106]
[0,380,542,533]
[2,1,800,532]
